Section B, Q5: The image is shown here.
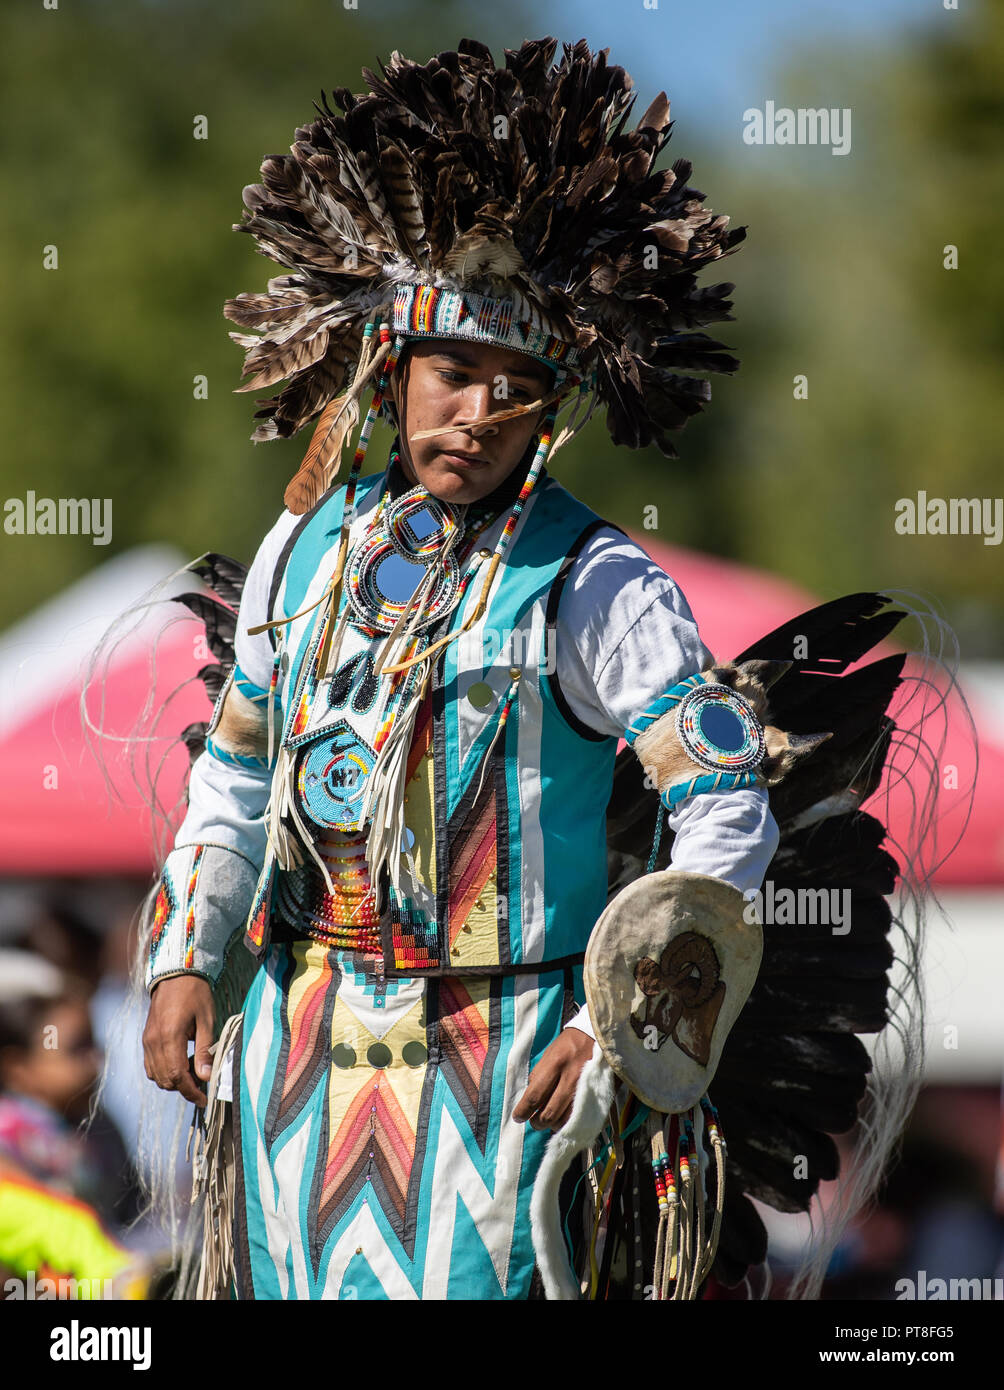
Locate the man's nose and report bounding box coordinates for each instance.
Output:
[459,383,499,437]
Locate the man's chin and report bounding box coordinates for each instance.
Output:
[420,461,494,504]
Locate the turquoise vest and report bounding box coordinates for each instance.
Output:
[252,468,619,977]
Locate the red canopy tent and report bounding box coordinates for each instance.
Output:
[0,540,999,883]
[0,547,204,876]
[639,536,999,887]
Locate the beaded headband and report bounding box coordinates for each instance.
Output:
[391,284,581,373]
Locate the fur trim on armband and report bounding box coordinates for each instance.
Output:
[530,1046,616,1300]
[204,669,275,770]
[626,660,832,809]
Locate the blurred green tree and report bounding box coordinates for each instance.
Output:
[681,3,1004,654]
[2,3,1001,654]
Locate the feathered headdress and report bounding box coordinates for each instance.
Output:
[224,36,746,515]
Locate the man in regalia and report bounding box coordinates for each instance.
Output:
[139,39,908,1301]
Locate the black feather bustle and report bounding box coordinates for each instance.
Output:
[184,552,248,609]
[173,593,238,666]
[714,1191,768,1286]
[606,590,917,1289]
[173,556,250,766]
[178,554,248,667]
[179,720,210,768]
[196,662,228,708]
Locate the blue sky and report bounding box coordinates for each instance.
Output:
[519,0,961,145]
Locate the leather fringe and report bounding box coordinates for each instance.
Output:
[189,1011,244,1300]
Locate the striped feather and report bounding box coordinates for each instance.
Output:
[283,391,359,515]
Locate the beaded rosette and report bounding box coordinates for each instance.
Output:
[624,671,769,811]
[294,722,376,832]
[674,683,766,776]
[344,486,462,635]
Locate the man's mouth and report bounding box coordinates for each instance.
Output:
[440,450,490,469]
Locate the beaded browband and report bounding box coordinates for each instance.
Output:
[392,283,582,373]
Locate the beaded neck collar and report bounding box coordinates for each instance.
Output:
[385,440,542,530]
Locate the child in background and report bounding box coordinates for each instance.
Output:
[0,949,149,1298]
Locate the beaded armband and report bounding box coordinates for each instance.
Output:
[203,662,281,771]
[145,842,261,992]
[625,671,767,809]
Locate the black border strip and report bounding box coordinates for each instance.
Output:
[380,948,585,980]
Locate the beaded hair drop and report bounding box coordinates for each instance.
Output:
[378,366,595,679]
[254,358,590,904]
[359,378,596,901]
[245,313,399,651]
[316,322,403,679]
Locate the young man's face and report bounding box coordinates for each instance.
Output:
[389,339,555,504]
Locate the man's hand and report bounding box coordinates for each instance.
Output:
[513,1027,594,1133]
[143,975,215,1109]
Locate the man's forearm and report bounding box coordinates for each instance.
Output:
[145,671,278,993]
[145,840,263,992]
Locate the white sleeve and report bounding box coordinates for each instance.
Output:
[552,527,714,740]
[557,528,778,1040]
[173,507,300,855]
[231,509,303,692]
[146,508,300,991]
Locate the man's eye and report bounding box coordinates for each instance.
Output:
[436,371,531,402]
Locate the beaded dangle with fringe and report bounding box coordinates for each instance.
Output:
[648,1098,726,1301]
